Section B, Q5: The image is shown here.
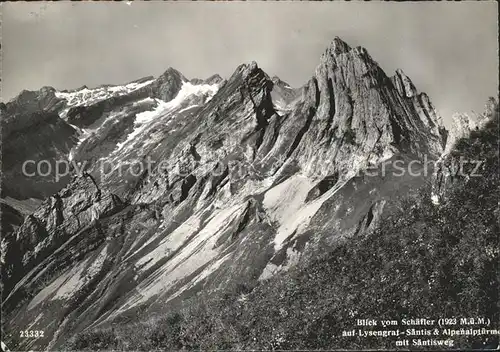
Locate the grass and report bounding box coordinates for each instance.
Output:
[67,100,499,351]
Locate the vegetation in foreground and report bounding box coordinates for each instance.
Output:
[68,102,499,351]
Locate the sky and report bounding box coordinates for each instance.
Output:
[1,1,498,127]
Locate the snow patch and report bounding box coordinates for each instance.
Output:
[111,99,169,156]
[164,81,219,108]
[178,105,199,114]
[133,97,156,106]
[110,82,220,157]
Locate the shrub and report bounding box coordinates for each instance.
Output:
[70,329,118,351]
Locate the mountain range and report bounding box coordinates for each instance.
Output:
[1,36,497,351]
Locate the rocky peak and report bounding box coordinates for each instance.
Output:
[248,60,259,72]
[204,74,225,85]
[224,61,274,96]
[326,36,352,56]
[4,86,64,116]
[190,74,224,85]
[150,67,187,101]
[159,67,186,81]
[2,36,464,351]
[233,61,262,80]
[297,36,446,178]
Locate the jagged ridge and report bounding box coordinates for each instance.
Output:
[2,36,452,351]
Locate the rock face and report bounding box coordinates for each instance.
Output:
[0,202,24,238]
[2,174,124,305]
[2,37,448,351]
[1,91,79,200]
[1,86,66,117]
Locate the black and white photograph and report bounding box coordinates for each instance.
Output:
[0,1,498,351]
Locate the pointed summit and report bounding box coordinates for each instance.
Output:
[392,69,417,98]
[158,67,187,82]
[233,61,261,78]
[305,35,446,166]
[327,36,352,56]
[151,67,187,101]
[227,61,273,89]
